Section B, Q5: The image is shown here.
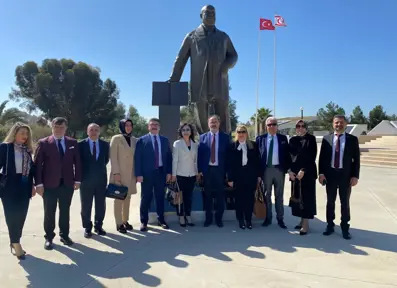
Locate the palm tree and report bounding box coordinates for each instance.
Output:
[250,107,272,124]
[0,100,26,126]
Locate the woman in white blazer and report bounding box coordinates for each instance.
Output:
[171,123,199,227]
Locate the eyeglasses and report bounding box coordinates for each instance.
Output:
[296,125,305,128]
[236,131,247,134]
[267,123,277,127]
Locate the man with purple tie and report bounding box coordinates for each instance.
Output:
[134,118,172,232]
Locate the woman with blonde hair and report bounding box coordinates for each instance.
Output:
[227,125,262,229]
[0,122,36,260]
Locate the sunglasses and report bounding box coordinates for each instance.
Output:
[296,125,305,128]
[267,123,277,127]
[236,131,247,134]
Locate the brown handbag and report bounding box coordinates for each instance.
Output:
[254,182,267,219]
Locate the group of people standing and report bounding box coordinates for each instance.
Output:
[0,114,360,261]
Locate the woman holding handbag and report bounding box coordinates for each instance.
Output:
[109,119,137,233]
[171,123,199,227]
[228,125,262,229]
[0,122,36,260]
[288,120,318,235]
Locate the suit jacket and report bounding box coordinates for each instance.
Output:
[134,134,172,178]
[78,138,109,187]
[109,134,138,195]
[172,139,198,177]
[198,131,231,176]
[228,141,262,190]
[319,133,360,179]
[34,135,81,189]
[0,143,35,199]
[256,133,291,173]
[169,24,238,102]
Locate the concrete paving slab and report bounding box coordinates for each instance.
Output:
[1,166,397,288]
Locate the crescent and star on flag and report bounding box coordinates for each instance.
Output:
[259,15,286,30]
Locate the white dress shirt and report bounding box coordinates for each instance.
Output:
[88,138,99,160]
[209,132,219,166]
[150,133,163,167]
[237,141,248,166]
[266,134,280,165]
[331,132,346,169]
[172,139,198,177]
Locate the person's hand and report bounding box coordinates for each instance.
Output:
[31,186,36,197]
[296,170,305,180]
[36,186,44,197]
[289,171,296,181]
[171,175,177,182]
[166,174,172,183]
[350,177,359,187]
[196,174,201,182]
[114,174,121,183]
[319,174,326,185]
[137,176,143,183]
[228,181,233,188]
[74,183,80,190]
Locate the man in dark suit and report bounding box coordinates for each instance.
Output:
[256,117,292,229]
[35,117,82,250]
[134,118,173,232]
[78,123,109,238]
[198,115,231,227]
[319,115,360,240]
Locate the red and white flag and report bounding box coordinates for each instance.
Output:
[259,18,275,30]
[274,15,287,27]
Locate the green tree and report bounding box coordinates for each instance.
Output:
[368,105,388,129]
[127,105,148,137]
[250,107,272,124]
[229,98,239,131]
[316,102,346,131]
[0,100,26,126]
[389,113,397,121]
[9,59,119,136]
[102,102,126,138]
[349,105,367,125]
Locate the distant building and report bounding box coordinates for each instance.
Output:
[368,120,397,136]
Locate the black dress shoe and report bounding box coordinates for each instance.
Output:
[84,230,92,238]
[117,225,127,234]
[204,220,212,227]
[94,227,107,236]
[44,240,53,250]
[278,221,287,229]
[342,231,352,240]
[299,230,308,236]
[60,237,74,246]
[294,225,302,230]
[185,217,195,227]
[323,226,335,236]
[262,220,271,227]
[246,222,253,229]
[140,224,148,232]
[123,222,133,231]
[216,221,223,228]
[239,222,246,229]
[158,221,170,229]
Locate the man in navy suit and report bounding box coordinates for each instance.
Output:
[135,118,173,232]
[198,115,231,227]
[256,117,292,229]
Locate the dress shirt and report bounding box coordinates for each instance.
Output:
[150,133,163,167]
[237,141,248,166]
[209,131,219,166]
[266,134,280,165]
[88,138,99,160]
[331,132,346,169]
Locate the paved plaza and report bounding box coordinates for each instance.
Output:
[1,165,397,288]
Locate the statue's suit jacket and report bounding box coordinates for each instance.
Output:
[169,24,238,103]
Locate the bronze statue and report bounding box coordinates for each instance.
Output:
[169,5,238,133]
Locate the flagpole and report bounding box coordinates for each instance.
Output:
[255,27,261,137]
[273,20,277,117]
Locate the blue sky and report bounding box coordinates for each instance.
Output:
[1,0,396,123]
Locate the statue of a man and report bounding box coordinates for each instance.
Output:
[169,5,238,133]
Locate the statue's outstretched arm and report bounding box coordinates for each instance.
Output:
[169,34,192,82]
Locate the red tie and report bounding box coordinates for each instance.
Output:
[211,134,216,164]
[334,134,341,168]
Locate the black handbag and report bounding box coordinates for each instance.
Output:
[106,183,128,200]
[289,180,304,216]
[0,144,9,194]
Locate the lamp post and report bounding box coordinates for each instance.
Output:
[300,107,304,119]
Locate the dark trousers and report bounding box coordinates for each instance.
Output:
[204,166,225,222]
[140,168,165,225]
[176,176,196,216]
[1,179,30,243]
[235,168,256,223]
[43,183,74,240]
[326,169,351,231]
[80,182,106,231]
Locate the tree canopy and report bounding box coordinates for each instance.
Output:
[316,102,346,131]
[368,105,388,129]
[349,105,367,125]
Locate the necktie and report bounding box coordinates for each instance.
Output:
[92,141,97,160]
[154,136,159,168]
[334,134,341,168]
[210,134,216,164]
[267,136,274,167]
[57,139,64,158]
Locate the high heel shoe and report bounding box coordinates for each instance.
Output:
[179,217,186,227]
[185,216,195,227]
[10,243,25,260]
